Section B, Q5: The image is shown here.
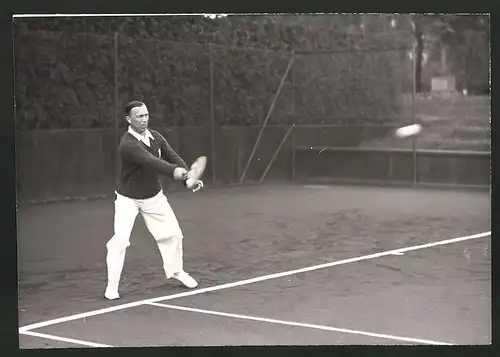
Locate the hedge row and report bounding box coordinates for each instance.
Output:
[14,16,415,129]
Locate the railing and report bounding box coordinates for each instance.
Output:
[294,146,490,189]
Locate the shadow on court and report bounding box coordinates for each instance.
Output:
[17,184,491,347]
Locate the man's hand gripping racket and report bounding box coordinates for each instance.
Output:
[185,156,207,192]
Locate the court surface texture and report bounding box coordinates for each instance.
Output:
[17,184,491,348]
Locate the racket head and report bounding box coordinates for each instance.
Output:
[188,156,207,181]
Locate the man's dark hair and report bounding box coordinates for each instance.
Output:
[124,101,145,116]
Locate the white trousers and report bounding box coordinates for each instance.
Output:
[105,190,183,291]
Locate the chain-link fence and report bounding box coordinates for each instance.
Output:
[14,30,490,203]
[211,44,293,126]
[117,37,211,127]
[293,48,413,124]
[14,31,296,130]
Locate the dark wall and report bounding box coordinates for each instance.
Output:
[16,126,489,204]
[15,126,295,203]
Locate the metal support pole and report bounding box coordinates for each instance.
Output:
[238,52,295,184]
[113,32,119,174]
[258,125,294,183]
[292,124,296,181]
[388,151,394,182]
[291,57,296,182]
[411,43,417,188]
[209,42,216,185]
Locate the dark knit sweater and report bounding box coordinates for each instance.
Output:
[116,129,188,199]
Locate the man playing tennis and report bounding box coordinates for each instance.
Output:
[104,100,203,300]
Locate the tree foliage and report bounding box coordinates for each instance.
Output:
[14,30,115,129]
[408,14,489,93]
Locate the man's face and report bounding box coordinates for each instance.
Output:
[127,105,149,134]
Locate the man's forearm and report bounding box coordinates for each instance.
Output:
[161,140,188,170]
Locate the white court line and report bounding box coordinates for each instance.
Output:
[13,13,230,18]
[19,231,490,333]
[148,302,454,345]
[20,330,114,348]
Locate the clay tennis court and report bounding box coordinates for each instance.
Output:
[17,184,491,348]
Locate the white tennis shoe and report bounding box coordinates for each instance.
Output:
[172,271,198,288]
[105,272,197,300]
[104,287,120,300]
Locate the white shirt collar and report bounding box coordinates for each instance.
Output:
[128,126,154,146]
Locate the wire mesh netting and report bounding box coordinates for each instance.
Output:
[211,45,294,126]
[293,48,413,125]
[13,29,490,202]
[117,37,210,127]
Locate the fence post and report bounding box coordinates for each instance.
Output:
[388,151,393,182]
[411,43,417,188]
[113,32,119,176]
[258,125,294,183]
[209,41,216,186]
[238,51,295,184]
[291,55,296,182]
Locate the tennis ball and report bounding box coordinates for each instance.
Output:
[395,124,422,138]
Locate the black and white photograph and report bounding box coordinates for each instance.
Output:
[14,13,491,348]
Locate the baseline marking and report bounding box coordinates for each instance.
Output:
[19,231,490,333]
[20,330,114,348]
[148,302,454,345]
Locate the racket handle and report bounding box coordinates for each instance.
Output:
[185,177,196,188]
